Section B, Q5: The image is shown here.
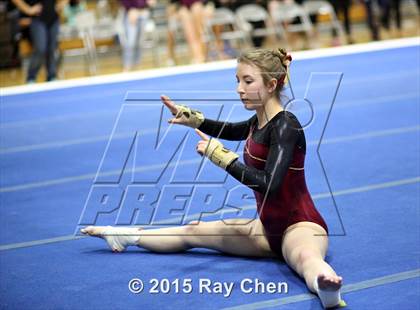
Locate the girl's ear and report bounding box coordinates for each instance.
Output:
[268,78,278,93]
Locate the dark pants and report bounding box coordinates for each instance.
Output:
[328,0,351,37]
[364,0,383,40]
[364,0,402,40]
[27,18,59,82]
[381,0,402,30]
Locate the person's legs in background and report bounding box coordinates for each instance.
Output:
[378,0,391,30]
[329,0,353,45]
[392,0,402,36]
[166,4,178,66]
[190,1,207,60]
[328,0,341,46]
[122,9,145,71]
[377,0,405,38]
[178,4,206,63]
[364,0,380,40]
[46,19,59,81]
[27,18,47,82]
[132,14,147,69]
[340,0,353,43]
[122,11,132,70]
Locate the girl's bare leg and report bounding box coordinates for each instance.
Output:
[82,219,275,257]
[281,222,343,308]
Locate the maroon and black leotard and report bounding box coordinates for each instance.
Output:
[198,111,328,257]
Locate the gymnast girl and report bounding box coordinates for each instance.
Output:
[82,48,345,308]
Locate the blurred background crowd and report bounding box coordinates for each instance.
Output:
[0,0,419,86]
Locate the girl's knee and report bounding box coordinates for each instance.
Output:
[299,248,321,264]
[290,246,322,267]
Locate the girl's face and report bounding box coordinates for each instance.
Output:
[236,62,272,110]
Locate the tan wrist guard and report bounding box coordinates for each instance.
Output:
[174,104,204,128]
[205,139,239,170]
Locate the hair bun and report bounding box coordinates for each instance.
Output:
[274,48,292,68]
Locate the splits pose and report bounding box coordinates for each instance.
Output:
[82,48,345,309]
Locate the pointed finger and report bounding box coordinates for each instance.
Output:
[161,95,178,114]
[195,129,209,141]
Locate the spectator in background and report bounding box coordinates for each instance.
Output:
[363,0,400,40]
[364,0,380,40]
[166,2,178,65]
[328,0,353,44]
[168,0,207,64]
[12,0,67,82]
[2,1,22,68]
[381,0,403,36]
[119,0,154,71]
[203,0,239,60]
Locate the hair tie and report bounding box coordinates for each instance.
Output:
[274,48,292,85]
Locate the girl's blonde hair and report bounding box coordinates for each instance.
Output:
[237,48,292,95]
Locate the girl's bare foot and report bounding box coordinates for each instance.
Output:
[318,274,343,291]
[315,274,345,308]
[81,226,142,252]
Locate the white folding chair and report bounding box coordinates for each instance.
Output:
[271,2,314,46]
[302,0,345,41]
[72,10,97,75]
[235,4,286,44]
[203,8,252,53]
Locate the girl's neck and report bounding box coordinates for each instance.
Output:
[256,97,283,129]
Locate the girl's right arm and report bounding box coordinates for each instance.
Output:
[161,94,254,141]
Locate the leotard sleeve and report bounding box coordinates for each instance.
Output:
[226,113,300,196]
[198,115,256,141]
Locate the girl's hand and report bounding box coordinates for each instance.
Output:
[161,94,180,122]
[195,129,210,155]
[161,94,204,128]
[194,129,239,170]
